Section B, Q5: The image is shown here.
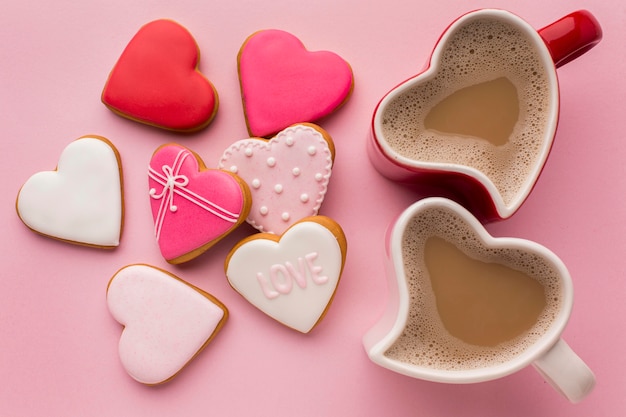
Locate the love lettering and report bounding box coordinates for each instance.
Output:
[256,252,328,299]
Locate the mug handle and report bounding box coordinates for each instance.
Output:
[538,10,602,68]
[532,338,595,403]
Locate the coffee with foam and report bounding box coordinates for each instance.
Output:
[384,205,563,371]
[379,17,553,206]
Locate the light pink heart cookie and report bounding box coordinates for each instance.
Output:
[225,216,347,333]
[149,144,251,264]
[16,135,123,248]
[107,264,228,385]
[218,123,334,235]
[238,29,354,137]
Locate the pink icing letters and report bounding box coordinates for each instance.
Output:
[305,252,328,285]
[256,252,327,299]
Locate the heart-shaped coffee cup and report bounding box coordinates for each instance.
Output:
[363,197,594,403]
[368,10,602,222]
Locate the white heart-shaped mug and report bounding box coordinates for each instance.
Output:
[363,197,594,403]
[368,9,602,222]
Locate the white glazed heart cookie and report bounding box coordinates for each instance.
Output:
[225,216,347,333]
[218,123,334,235]
[16,135,124,248]
[107,264,228,385]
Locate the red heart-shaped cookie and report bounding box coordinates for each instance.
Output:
[102,19,218,132]
[238,29,354,138]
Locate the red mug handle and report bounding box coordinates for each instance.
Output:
[538,10,602,68]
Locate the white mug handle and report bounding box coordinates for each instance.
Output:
[532,338,595,403]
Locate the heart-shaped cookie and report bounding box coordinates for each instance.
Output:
[149,144,251,264]
[218,123,334,235]
[363,197,572,383]
[16,136,123,248]
[225,216,347,333]
[238,29,354,138]
[102,19,218,132]
[107,264,228,385]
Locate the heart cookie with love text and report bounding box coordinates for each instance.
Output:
[238,29,354,137]
[16,136,123,248]
[225,216,347,333]
[102,19,219,132]
[107,264,228,385]
[218,123,334,235]
[149,144,251,264]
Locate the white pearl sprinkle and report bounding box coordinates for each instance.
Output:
[315,173,323,181]
[307,146,317,156]
[300,193,309,203]
[251,179,261,189]
[244,147,254,157]
[292,167,301,176]
[229,165,238,173]
[281,212,290,221]
[260,206,269,215]
[274,184,283,194]
[267,157,276,167]
[285,136,295,146]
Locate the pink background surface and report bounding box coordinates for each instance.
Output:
[1,0,623,415]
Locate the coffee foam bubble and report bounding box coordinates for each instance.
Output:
[380,17,553,206]
[384,205,563,371]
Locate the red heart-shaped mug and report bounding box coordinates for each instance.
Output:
[368,9,602,222]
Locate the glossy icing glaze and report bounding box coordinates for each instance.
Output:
[225,216,347,333]
[149,144,251,263]
[107,264,228,385]
[102,19,218,132]
[16,136,123,247]
[218,123,334,234]
[238,29,353,137]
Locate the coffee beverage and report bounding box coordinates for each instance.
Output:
[384,204,562,370]
[424,76,519,147]
[425,236,546,347]
[379,17,553,206]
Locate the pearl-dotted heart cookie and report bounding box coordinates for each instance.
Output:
[149,144,251,264]
[238,29,354,137]
[218,123,334,235]
[16,136,123,248]
[102,19,219,132]
[107,264,228,385]
[225,216,347,333]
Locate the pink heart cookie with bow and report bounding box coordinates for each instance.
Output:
[107,264,228,385]
[238,29,354,137]
[149,144,251,264]
[218,123,334,235]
